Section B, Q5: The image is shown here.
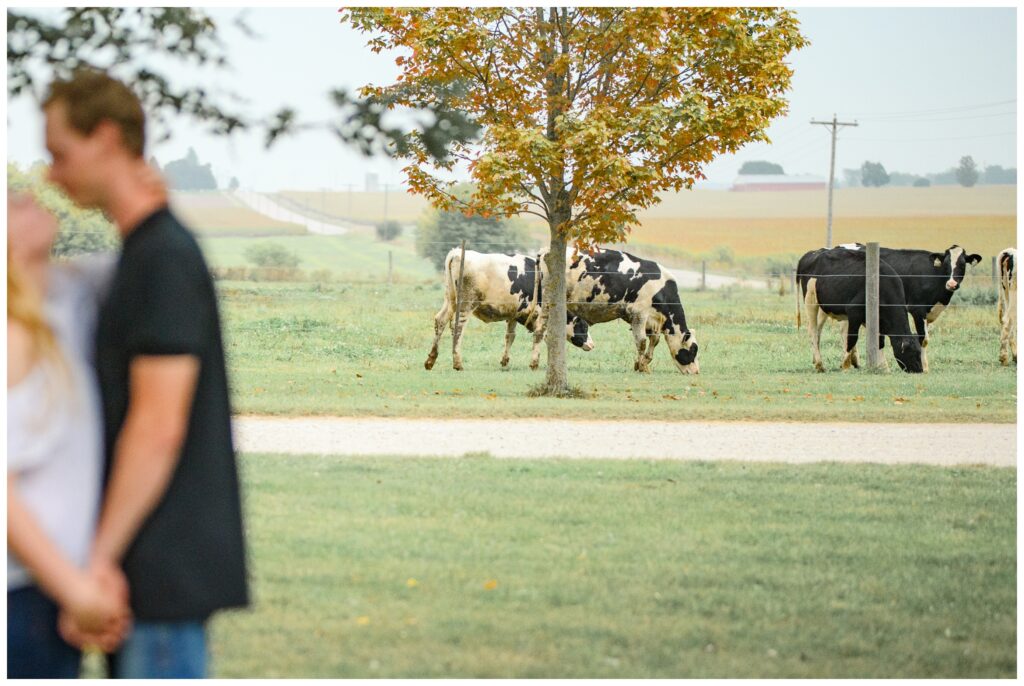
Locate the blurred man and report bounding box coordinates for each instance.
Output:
[44,69,248,678]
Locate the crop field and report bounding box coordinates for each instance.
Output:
[216,280,1015,423]
[629,215,1016,262]
[206,455,1015,678]
[169,191,306,236]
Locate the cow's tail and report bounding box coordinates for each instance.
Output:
[795,267,802,329]
[525,252,542,326]
[443,248,461,312]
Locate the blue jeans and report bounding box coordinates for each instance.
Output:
[111,621,208,679]
[7,585,82,678]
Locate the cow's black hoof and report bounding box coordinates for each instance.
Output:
[424,358,436,370]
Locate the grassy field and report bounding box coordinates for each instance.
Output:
[199,233,436,282]
[207,455,1015,678]
[217,280,1015,423]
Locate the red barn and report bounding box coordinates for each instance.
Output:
[731,174,827,192]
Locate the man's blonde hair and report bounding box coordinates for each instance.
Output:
[43,69,146,157]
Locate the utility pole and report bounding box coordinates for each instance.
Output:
[811,114,858,248]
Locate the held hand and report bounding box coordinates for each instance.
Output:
[64,571,130,635]
[58,608,131,653]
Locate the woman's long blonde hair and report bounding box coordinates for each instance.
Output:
[7,253,62,367]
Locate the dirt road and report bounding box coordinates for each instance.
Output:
[233,416,1015,467]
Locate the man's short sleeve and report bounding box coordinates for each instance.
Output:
[124,245,210,358]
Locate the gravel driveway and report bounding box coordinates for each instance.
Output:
[233,417,1015,467]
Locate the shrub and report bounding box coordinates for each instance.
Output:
[375,220,403,241]
[244,242,300,269]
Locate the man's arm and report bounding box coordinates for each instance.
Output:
[91,355,200,564]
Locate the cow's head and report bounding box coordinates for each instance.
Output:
[892,334,924,373]
[929,245,982,292]
[566,314,594,351]
[667,328,699,374]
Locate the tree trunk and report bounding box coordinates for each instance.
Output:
[541,225,570,396]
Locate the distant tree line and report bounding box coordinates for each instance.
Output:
[841,155,1015,188]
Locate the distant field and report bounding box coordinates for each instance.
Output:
[170,191,306,236]
[630,215,1016,261]
[639,185,1017,219]
[278,190,431,224]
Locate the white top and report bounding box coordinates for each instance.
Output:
[7,255,115,590]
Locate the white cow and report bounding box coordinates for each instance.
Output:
[424,248,593,371]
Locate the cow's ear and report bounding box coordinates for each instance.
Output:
[967,253,983,265]
[929,253,944,268]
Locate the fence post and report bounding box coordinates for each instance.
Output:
[700,260,707,291]
[865,241,883,371]
[453,239,467,340]
[387,250,393,287]
[992,255,998,293]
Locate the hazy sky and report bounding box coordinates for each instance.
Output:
[6,6,1017,191]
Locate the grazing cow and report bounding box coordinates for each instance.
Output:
[997,247,1017,365]
[797,247,923,373]
[540,248,699,373]
[424,249,594,371]
[832,243,981,371]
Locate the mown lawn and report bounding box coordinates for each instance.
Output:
[208,455,1016,678]
[217,281,1016,423]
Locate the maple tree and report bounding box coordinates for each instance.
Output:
[344,7,808,394]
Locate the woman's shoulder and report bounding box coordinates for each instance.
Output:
[7,318,40,388]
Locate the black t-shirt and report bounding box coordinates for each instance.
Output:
[95,206,248,621]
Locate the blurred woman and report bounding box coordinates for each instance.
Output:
[7,190,130,678]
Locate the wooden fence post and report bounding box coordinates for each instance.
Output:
[866,242,883,371]
[700,260,707,291]
[992,255,998,293]
[387,250,393,287]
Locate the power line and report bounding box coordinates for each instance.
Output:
[844,131,1017,143]
[859,110,1016,124]
[841,98,1016,118]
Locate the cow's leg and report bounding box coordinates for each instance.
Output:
[911,313,929,373]
[451,302,473,371]
[501,319,516,368]
[425,298,454,370]
[631,315,650,372]
[843,312,864,371]
[839,319,859,369]
[804,279,826,372]
[644,331,661,368]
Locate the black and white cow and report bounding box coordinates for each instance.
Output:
[540,248,699,373]
[834,243,982,371]
[997,247,1017,366]
[797,247,923,373]
[424,248,594,371]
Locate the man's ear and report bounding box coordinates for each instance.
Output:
[92,119,124,151]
